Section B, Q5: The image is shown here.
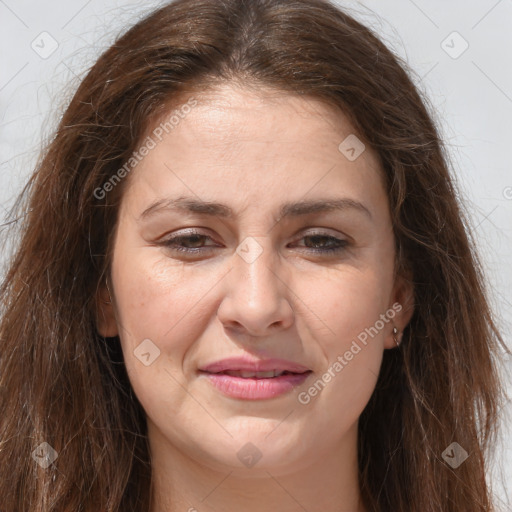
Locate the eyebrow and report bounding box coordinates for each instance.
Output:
[138,195,372,221]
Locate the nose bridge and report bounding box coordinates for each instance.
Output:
[217,235,294,335]
[234,235,281,302]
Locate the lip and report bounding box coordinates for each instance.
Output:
[198,356,312,400]
[199,356,311,374]
[199,371,312,400]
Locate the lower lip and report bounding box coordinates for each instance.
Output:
[200,371,312,400]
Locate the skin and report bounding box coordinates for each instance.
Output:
[97,82,414,512]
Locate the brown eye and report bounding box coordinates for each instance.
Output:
[160,231,218,254]
[293,233,349,254]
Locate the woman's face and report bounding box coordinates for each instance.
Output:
[98,83,413,475]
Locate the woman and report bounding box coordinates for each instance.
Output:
[0,0,508,510]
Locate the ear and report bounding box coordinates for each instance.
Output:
[383,271,415,349]
[95,281,119,338]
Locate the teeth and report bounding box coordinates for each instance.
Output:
[223,370,287,378]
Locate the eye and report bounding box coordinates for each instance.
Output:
[158,230,218,254]
[291,232,349,254]
[157,229,349,257]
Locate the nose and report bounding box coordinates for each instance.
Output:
[216,237,295,338]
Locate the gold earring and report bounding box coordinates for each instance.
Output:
[392,326,401,347]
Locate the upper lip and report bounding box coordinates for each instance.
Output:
[199,356,311,374]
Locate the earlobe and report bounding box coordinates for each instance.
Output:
[385,273,415,349]
[392,326,402,347]
[95,281,119,338]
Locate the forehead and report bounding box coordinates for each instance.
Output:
[122,83,385,216]
[141,82,370,158]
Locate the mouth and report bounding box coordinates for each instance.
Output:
[201,369,311,378]
[198,369,313,399]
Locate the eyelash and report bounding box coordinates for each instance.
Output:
[158,230,349,255]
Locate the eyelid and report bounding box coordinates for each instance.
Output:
[157,227,351,257]
[156,227,215,241]
[158,227,348,243]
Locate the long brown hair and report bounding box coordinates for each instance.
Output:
[0,0,508,510]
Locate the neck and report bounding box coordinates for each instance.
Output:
[148,421,366,512]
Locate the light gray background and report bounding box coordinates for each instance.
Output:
[1,0,511,507]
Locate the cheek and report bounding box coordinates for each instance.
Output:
[110,246,228,375]
[114,257,205,336]
[110,251,221,422]
[309,263,393,345]
[294,266,391,412]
